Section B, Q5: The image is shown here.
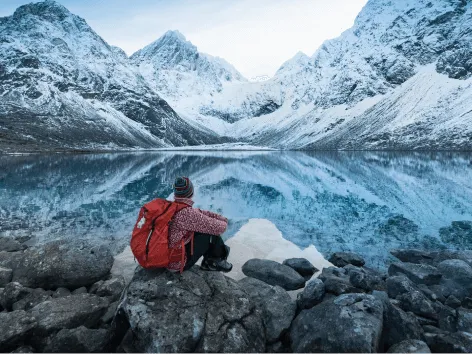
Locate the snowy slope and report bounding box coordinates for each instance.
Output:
[0,1,224,152]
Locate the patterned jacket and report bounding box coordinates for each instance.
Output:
[167,197,228,271]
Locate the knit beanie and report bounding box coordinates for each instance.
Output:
[173,176,194,198]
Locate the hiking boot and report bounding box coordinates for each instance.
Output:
[201,258,233,273]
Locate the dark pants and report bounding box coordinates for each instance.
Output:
[184,233,230,270]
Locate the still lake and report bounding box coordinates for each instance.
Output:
[1,151,471,269]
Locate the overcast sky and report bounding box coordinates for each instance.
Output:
[0,0,368,78]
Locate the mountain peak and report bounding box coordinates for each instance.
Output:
[14,0,73,21]
[162,30,187,42]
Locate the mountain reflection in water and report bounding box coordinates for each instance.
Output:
[1,151,471,269]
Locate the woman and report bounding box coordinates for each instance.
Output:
[167,176,232,273]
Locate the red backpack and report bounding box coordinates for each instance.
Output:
[130,198,190,271]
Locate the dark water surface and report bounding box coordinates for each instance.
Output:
[1,151,471,269]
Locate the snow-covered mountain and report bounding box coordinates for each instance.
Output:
[1,0,471,151]
[230,0,472,149]
[131,30,282,130]
[0,0,224,152]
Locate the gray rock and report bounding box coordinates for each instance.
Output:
[29,294,109,335]
[435,302,457,332]
[266,341,286,353]
[238,276,296,342]
[0,267,12,287]
[386,275,417,299]
[415,315,438,327]
[0,310,37,351]
[44,326,111,353]
[297,278,325,310]
[437,259,472,291]
[323,275,362,296]
[373,291,425,351]
[12,240,114,289]
[422,325,443,334]
[95,276,125,301]
[100,300,119,324]
[457,308,472,333]
[417,284,440,302]
[328,252,365,267]
[71,287,87,295]
[290,293,383,353]
[0,282,32,310]
[89,280,104,294]
[122,267,265,353]
[462,297,472,309]
[430,250,472,267]
[52,287,71,298]
[397,290,438,320]
[388,262,442,286]
[391,249,435,265]
[12,288,51,311]
[346,264,386,292]
[242,258,305,290]
[0,251,22,270]
[0,237,25,252]
[282,258,318,277]
[387,339,431,353]
[427,331,472,353]
[10,345,35,353]
[445,295,462,309]
[429,279,469,302]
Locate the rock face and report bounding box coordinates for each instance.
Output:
[121,267,266,353]
[437,259,472,291]
[0,310,37,351]
[44,326,111,353]
[0,237,25,252]
[329,252,366,267]
[387,339,431,353]
[319,266,363,296]
[11,240,114,289]
[388,262,442,286]
[238,277,296,343]
[29,294,109,335]
[241,259,305,290]
[0,0,222,153]
[290,293,384,353]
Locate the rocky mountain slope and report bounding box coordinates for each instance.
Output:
[1,0,471,151]
[0,0,224,152]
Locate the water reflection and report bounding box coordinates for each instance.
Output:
[1,151,471,268]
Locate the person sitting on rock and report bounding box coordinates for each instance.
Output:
[168,176,232,273]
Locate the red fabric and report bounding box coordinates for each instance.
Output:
[167,197,228,271]
[130,199,190,269]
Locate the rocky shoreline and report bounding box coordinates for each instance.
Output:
[1,237,472,353]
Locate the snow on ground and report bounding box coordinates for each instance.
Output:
[111,218,332,287]
[156,143,276,151]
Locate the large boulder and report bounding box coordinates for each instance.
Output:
[387,339,431,353]
[44,326,111,353]
[457,308,472,333]
[241,259,305,290]
[328,252,365,267]
[0,267,12,287]
[391,249,435,265]
[388,262,442,286]
[437,259,472,291]
[0,282,32,310]
[0,310,37,351]
[426,331,472,353]
[297,278,325,310]
[345,264,386,292]
[282,258,318,280]
[290,293,383,353]
[373,291,425,351]
[12,240,114,289]
[29,294,109,336]
[238,277,296,343]
[121,267,266,353]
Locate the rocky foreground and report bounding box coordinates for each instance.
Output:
[1,237,472,353]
